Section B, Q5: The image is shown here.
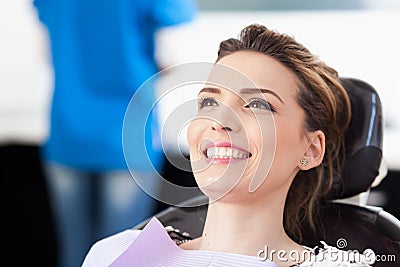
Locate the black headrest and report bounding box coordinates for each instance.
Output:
[327,77,384,200]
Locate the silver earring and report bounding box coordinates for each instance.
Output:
[300,158,309,167]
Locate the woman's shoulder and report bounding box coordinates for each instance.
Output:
[82,229,142,267]
[299,241,374,267]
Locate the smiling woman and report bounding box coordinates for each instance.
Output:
[82,24,372,267]
[210,25,352,242]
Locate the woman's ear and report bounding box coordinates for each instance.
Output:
[299,130,325,170]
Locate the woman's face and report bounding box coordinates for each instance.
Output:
[187,51,309,202]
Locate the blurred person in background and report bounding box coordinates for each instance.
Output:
[0,1,57,266]
[33,0,197,266]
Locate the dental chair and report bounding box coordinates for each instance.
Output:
[134,77,400,266]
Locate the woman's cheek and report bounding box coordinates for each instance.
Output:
[187,120,203,160]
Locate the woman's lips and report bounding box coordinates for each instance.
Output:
[202,141,252,163]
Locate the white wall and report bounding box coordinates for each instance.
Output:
[0,1,53,144]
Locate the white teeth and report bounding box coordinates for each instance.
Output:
[232,149,239,158]
[206,147,250,159]
[219,148,226,157]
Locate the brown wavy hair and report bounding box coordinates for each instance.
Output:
[216,24,351,242]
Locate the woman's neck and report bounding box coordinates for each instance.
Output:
[199,195,292,255]
[180,192,307,267]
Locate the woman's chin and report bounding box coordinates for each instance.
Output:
[195,173,245,201]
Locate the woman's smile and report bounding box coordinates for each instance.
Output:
[203,141,252,164]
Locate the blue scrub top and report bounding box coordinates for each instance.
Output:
[34,0,197,171]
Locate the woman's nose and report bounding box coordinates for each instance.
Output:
[211,122,233,132]
[208,103,241,133]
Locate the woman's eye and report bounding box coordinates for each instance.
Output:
[198,97,218,109]
[245,99,275,112]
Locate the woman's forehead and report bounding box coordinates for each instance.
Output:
[206,52,299,98]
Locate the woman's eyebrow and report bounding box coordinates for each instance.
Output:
[240,88,285,104]
[198,87,221,95]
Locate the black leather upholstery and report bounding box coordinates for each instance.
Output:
[328,77,384,200]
